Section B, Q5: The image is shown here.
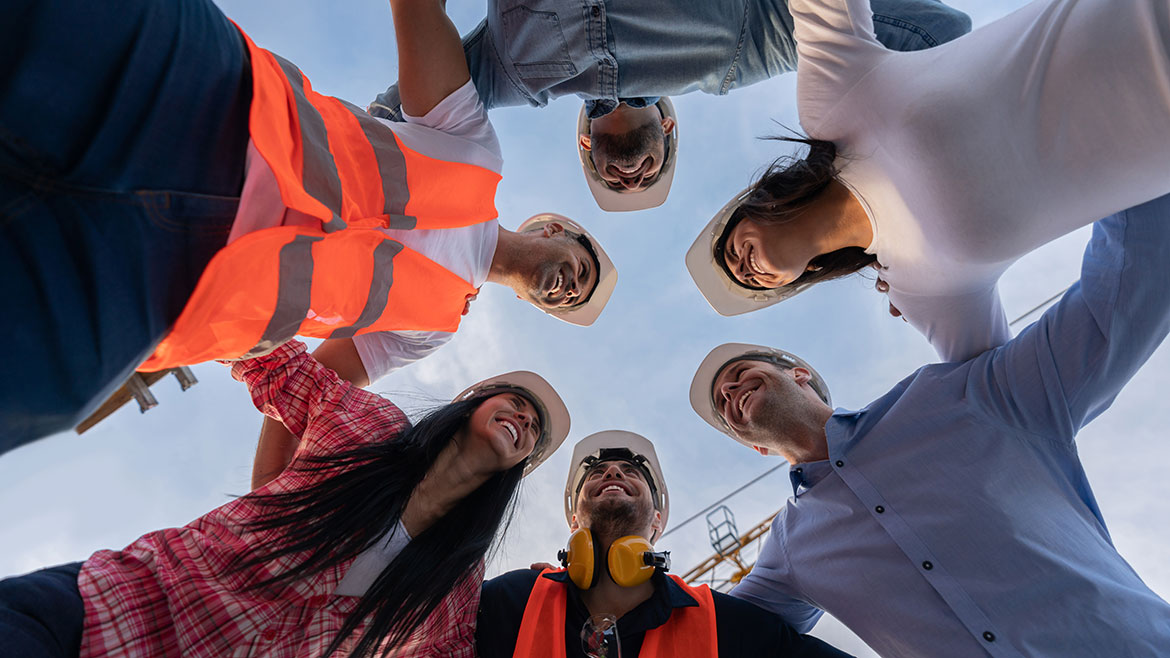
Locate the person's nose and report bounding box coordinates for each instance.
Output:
[515,411,532,433]
[601,464,625,480]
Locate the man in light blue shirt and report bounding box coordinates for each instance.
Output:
[687,194,1170,656]
[369,0,970,209]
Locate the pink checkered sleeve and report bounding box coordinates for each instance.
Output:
[386,560,484,658]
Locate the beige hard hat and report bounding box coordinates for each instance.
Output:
[689,343,832,450]
[577,98,679,212]
[517,213,618,327]
[455,371,571,476]
[563,430,669,541]
[686,186,817,316]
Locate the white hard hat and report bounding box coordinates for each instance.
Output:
[689,343,832,450]
[455,371,571,476]
[563,430,669,541]
[685,186,817,316]
[576,98,678,212]
[517,213,618,327]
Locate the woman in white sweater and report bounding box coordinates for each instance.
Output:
[688,0,1170,362]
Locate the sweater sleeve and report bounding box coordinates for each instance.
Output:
[890,285,1014,363]
[791,0,887,135]
[229,340,404,451]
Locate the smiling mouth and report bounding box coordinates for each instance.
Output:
[548,271,564,298]
[501,418,520,447]
[596,483,630,497]
[746,247,768,278]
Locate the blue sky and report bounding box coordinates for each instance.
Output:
[3,1,1168,655]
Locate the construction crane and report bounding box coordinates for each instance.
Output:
[680,505,778,592]
[75,368,199,434]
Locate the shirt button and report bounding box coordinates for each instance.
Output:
[591,5,600,16]
[795,468,803,474]
[983,631,996,642]
[835,460,844,467]
[262,630,277,642]
[875,505,885,513]
[922,561,933,570]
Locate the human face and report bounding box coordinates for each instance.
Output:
[574,460,658,538]
[711,359,824,452]
[463,392,543,471]
[523,224,599,310]
[722,216,816,289]
[581,105,675,192]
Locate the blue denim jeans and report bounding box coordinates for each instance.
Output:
[0,0,251,452]
[370,0,971,118]
[0,563,84,658]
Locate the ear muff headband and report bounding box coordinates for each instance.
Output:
[558,529,671,590]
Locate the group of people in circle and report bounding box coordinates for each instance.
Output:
[4,0,1170,655]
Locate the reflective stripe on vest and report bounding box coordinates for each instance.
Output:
[137,28,498,371]
[512,570,718,658]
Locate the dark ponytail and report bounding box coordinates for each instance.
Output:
[230,396,525,657]
[716,136,876,291]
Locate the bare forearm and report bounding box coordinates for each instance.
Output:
[389,0,470,116]
[251,417,301,489]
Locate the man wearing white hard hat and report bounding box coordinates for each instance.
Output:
[252,212,617,488]
[475,431,853,657]
[688,195,1170,657]
[368,0,970,211]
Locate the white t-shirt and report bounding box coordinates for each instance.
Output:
[792,0,1170,361]
[230,80,502,381]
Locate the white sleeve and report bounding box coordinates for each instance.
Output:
[352,330,455,383]
[792,0,887,135]
[401,78,502,159]
[889,286,1013,363]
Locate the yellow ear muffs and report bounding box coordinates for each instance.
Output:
[608,536,672,587]
[558,528,603,590]
[559,530,671,589]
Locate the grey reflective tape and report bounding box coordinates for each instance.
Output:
[241,234,323,358]
[341,99,417,230]
[328,239,404,340]
[273,55,346,232]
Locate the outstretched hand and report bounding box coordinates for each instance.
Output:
[530,561,557,571]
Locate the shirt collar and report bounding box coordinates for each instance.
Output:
[789,460,833,496]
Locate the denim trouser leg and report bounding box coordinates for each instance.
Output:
[0,563,85,658]
[0,0,252,452]
[870,0,973,51]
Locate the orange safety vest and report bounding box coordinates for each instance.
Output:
[513,570,718,658]
[139,27,502,371]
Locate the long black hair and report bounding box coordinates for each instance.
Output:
[715,136,876,293]
[230,395,526,657]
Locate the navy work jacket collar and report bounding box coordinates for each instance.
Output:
[542,569,698,633]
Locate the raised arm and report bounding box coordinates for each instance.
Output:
[249,338,371,489]
[972,193,1170,441]
[389,0,470,117]
[790,0,888,134]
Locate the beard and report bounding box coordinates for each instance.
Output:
[578,493,655,544]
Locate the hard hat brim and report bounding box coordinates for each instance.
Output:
[563,430,670,540]
[455,371,571,476]
[577,98,678,213]
[517,213,618,327]
[685,187,816,316]
[689,343,832,449]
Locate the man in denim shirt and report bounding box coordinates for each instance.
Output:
[687,193,1170,655]
[369,0,970,210]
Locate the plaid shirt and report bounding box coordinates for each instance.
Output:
[78,341,481,658]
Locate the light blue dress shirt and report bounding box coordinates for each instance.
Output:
[369,0,970,119]
[731,194,1170,657]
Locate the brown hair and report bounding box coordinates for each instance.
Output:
[715,137,876,292]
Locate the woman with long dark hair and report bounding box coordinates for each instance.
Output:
[0,340,570,658]
[688,0,1170,363]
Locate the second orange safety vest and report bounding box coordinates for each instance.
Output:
[512,570,718,658]
[140,27,502,371]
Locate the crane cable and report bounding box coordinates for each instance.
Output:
[659,463,787,540]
